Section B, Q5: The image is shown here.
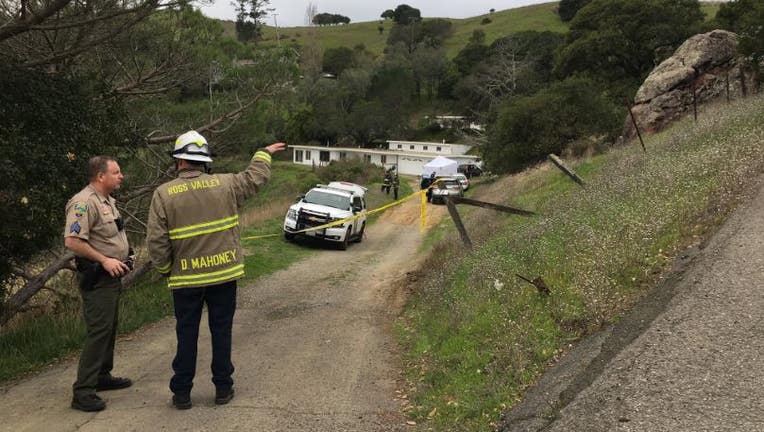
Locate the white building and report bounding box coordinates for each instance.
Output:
[288,140,481,176]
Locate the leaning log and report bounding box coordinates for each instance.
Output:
[548,154,585,187]
[450,197,535,216]
[1,256,154,328]
[0,252,74,327]
[445,198,473,249]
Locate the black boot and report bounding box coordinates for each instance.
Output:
[71,394,106,412]
[215,387,235,405]
[96,376,132,391]
[172,393,192,410]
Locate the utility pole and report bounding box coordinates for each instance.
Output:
[273,13,280,46]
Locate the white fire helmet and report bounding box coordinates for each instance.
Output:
[172,130,213,163]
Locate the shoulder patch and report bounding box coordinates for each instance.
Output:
[74,201,88,213]
[70,221,81,234]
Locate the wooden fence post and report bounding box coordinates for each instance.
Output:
[692,71,698,121]
[445,198,472,249]
[548,154,585,187]
[726,71,731,104]
[626,104,646,153]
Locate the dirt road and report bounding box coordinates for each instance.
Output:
[0,194,446,432]
[499,176,764,432]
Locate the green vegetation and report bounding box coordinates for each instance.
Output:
[0,66,128,292]
[398,96,764,431]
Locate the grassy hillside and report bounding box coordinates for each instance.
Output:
[224,2,567,58]
[221,1,721,59]
[397,95,764,431]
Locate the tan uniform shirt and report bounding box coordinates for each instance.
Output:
[146,150,272,289]
[64,185,130,260]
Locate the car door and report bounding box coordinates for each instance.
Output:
[352,196,365,235]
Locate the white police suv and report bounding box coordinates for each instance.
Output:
[283,181,367,250]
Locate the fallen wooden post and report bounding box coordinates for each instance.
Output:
[445,197,473,249]
[449,196,535,216]
[548,154,585,187]
[441,197,535,249]
[515,273,551,296]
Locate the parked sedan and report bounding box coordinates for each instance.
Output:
[453,173,469,190]
[430,177,464,204]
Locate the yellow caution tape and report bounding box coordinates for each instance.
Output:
[242,180,444,241]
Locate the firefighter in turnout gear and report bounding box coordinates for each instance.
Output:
[146,130,286,409]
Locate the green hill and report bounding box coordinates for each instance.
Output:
[220,1,721,59]
[224,2,567,58]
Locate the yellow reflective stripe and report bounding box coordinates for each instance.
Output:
[168,265,245,288]
[169,264,245,281]
[168,271,245,288]
[169,215,239,235]
[253,151,271,164]
[155,262,172,273]
[169,221,239,240]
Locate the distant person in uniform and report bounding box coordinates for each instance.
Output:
[392,174,400,200]
[146,131,285,410]
[382,172,391,194]
[64,156,133,412]
[421,172,436,202]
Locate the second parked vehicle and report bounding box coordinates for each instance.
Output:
[430,177,464,204]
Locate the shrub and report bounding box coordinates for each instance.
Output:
[0,65,129,296]
[316,159,385,185]
[485,76,621,173]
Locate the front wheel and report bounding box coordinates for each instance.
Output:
[353,222,365,243]
[339,227,352,250]
[284,232,295,241]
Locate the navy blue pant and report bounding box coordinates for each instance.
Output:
[170,281,236,395]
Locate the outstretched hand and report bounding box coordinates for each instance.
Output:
[265,142,287,154]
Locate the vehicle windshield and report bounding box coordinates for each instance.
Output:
[304,190,351,210]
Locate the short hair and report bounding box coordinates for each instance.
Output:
[88,156,117,181]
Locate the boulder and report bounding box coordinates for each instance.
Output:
[624,30,757,140]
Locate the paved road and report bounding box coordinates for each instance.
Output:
[500,176,764,432]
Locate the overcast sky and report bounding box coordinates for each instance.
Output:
[200,0,550,27]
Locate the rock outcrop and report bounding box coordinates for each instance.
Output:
[624,30,757,140]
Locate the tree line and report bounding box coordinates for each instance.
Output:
[312,13,351,26]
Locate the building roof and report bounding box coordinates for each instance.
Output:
[288,145,480,160]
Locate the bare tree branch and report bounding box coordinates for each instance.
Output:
[0,0,73,42]
[0,251,74,327]
[21,3,156,68]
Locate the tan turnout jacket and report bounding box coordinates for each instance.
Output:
[146,150,272,288]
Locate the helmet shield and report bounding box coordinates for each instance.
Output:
[172,131,213,162]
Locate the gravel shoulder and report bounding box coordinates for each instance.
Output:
[0,194,446,432]
[499,175,764,432]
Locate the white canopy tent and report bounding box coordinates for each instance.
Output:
[422,156,458,177]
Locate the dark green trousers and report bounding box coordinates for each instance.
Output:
[73,275,122,397]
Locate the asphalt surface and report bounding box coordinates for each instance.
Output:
[499,175,764,432]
